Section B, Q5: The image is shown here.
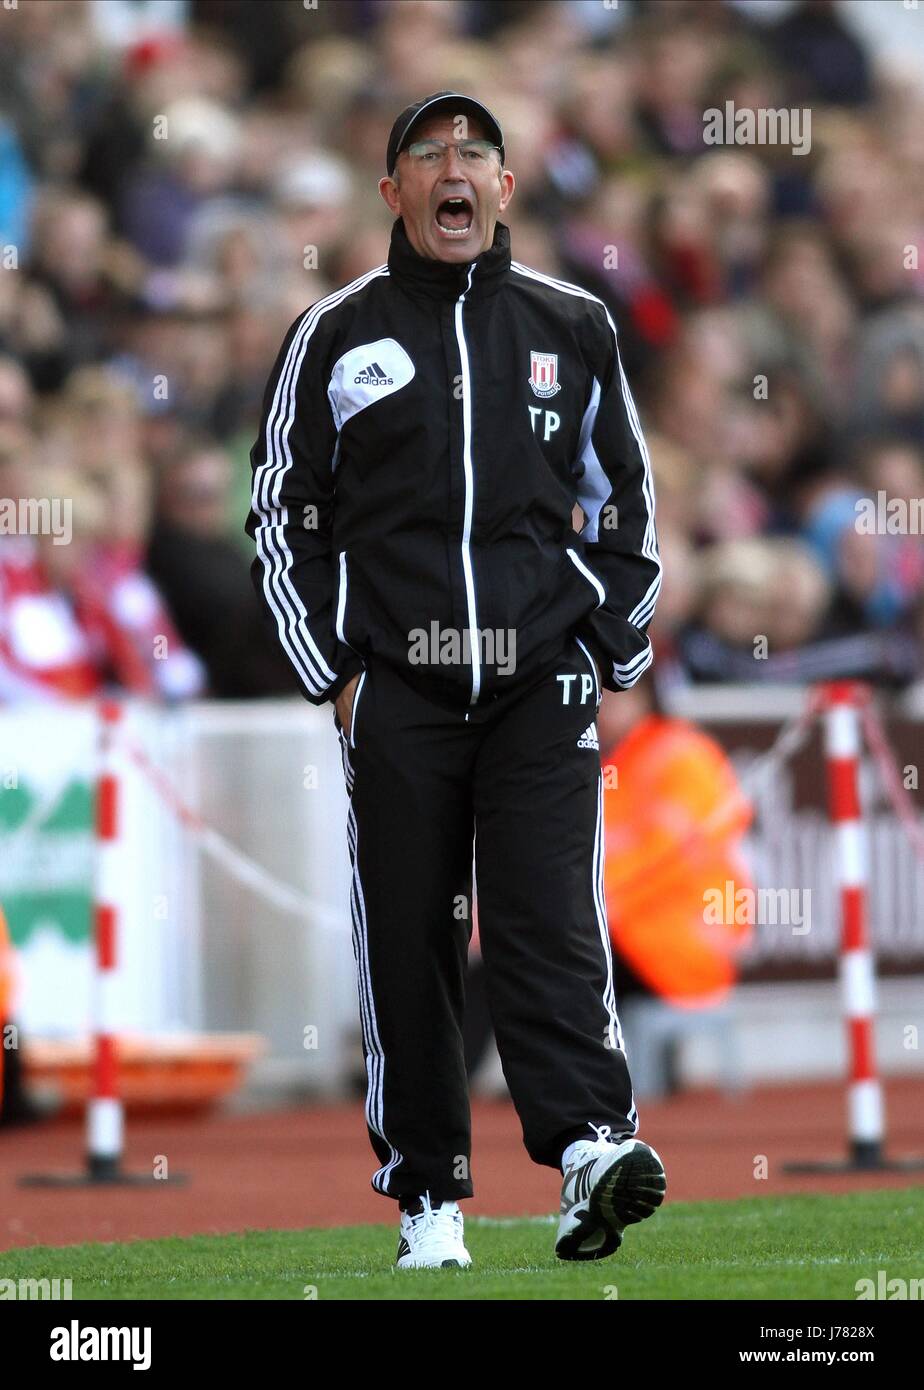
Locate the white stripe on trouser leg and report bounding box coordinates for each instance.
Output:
[339,736,386,1162]
[338,733,403,1191]
[345,749,401,1191]
[341,736,394,1185]
[590,775,620,1049]
[591,773,638,1132]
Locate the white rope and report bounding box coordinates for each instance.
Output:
[118,732,347,931]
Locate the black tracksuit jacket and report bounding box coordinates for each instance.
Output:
[246,216,660,712]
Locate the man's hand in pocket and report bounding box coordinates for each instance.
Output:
[335,672,361,736]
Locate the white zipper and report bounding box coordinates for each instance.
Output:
[335,549,350,644]
[454,265,481,705]
[566,547,606,609]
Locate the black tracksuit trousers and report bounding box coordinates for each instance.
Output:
[333,635,638,1203]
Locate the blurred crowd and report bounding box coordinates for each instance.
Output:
[0,0,923,703]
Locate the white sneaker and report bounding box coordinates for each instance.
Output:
[556,1124,666,1262]
[395,1193,472,1269]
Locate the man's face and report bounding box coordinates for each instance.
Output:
[379,112,515,262]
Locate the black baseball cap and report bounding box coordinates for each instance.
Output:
[386,90,505,176]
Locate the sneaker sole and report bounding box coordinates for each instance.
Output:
[556,1141,666,1262]
[555,1212,622,1262]
[395,1256,472,1270]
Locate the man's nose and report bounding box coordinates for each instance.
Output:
[440,145,469,174]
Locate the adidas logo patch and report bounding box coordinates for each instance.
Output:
[354,361,394,385]
[577,724,599,750]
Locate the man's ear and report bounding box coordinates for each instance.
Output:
[379,175,400,216]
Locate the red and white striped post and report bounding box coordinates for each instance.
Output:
[788,680,923,1172]
[20,697,183,1187]
[820,681,883,1167]
[88,698,125,1179]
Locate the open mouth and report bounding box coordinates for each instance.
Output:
[435,195,474,237]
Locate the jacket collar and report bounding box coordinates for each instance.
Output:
[387,216,511,301]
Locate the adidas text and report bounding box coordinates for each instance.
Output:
[354,362,394,385]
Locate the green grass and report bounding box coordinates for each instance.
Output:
[3,1189,924,1300]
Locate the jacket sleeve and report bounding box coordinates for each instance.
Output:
[245,308,364,706]
[572,304,661,692]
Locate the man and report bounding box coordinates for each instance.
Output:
[246,92,665,1269]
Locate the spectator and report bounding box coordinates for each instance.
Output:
[146,431,298,697]
[0,0,921,696]
[0,465,205,703]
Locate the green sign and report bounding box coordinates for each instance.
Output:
[0,779,93,946]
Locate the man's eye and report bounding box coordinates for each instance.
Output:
[463,149,486,161]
